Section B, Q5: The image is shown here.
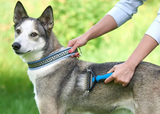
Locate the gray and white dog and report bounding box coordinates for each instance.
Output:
[12,1,160,114]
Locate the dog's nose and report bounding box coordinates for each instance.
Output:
[12,42,21,50]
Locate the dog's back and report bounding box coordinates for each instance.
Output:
[31,57,160,114]
[62,61,160,114]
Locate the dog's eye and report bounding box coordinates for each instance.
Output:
[30,32,38,37]
[16,29,21,34]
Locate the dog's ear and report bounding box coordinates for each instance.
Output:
[13,1,28,24]
[38,6,54,30]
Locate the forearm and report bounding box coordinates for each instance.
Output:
[83,0,145,41]
[84,14,117,41]
[125,34,158,69]
[126,7,160,68]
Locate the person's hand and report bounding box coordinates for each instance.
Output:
[104,35,159,86]
[104,62,136,87]
[67,35,89,57]
[68,35,88,52]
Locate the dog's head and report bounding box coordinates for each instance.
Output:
[12,1,61,62]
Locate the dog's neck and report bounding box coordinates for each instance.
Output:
[24,31,76,70]
[42,32,63,58]
[27,47,75,70]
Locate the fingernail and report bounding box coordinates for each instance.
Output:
[76,53,79,56]
[68,50,72,53]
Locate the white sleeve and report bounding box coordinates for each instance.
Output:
[107,0,145,27]
[145,9,160,44]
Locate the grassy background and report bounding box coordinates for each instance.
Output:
[0,0,160,113]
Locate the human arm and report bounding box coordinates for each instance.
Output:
[105,34,158,86]
[105,8,160,86]
[67,0,145,52]
[67,15,117,53]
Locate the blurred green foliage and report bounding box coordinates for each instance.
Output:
[0,0,160,113]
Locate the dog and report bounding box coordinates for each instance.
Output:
[12,1,160,114]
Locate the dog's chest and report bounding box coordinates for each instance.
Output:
[27,61,61,87]
[27,61,62,109]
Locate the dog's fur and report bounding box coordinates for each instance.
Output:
[12,1,160,114]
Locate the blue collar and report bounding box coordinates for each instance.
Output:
[27,47,75,70]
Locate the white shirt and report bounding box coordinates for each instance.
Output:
[107,0,160,44]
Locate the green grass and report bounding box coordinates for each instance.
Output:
[0,90,39,114]
[0,0,159,113]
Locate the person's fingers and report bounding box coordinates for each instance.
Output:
[68,43,79,53]
[67,39,76,48]
[70,52,80,58]
[104,67,116,83]
[114,78,118,84]
[105,63,135,87]
[73,52,80,57]
[122,78,130,87]
[118,82,123,85]
[122,83,128,87]
[104,75,114,84]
